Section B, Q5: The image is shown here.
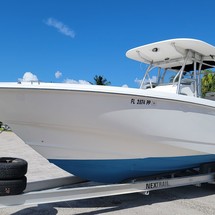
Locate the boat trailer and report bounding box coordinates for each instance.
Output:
[0,167,215,208]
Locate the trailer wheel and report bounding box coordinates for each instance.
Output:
[0,176,27,196]
[200,162,215,174]
[0,157,28,180]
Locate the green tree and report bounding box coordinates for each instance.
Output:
[92,75,111,86]
[201,70,215,97]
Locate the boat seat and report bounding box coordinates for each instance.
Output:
[181,78,195,85]
[205,92,215,101]
[144,82,157,89]
[180,82,195,96]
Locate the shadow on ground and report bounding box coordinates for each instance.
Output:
[10,183,215,215]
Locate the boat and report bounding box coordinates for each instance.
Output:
[1,38,215,183]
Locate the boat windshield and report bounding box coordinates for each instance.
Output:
[140,66,197,88]
[140,66,179,89]
[140,50,215,98]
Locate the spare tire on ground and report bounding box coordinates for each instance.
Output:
[0,176,27,196]
[0,157,28,180]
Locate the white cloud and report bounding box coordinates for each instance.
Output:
[121,84,128,88]
[20,72,38,82]
[64,79,91,85]
[55,71,62,79]
[149,76,157,83]
[135,76,157,87]
[45,18,75,38]
[78,80,91,85]
[135,78,142,87]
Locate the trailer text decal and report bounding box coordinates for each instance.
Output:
[145,181,169,190]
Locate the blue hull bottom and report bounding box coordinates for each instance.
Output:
[49,154,215,183]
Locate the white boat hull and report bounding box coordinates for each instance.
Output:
[0,83,215,182]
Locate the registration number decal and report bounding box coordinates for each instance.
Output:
[130,98,155,105]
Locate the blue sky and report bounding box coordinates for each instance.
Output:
[1,0,215,88]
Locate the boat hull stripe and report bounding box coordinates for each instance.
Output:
[49,154,215,183]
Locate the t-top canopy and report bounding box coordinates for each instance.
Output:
[126,38,215,71]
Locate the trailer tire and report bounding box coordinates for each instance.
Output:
[0,157,28,180]
[200,162,215,174]
[0,176,27,196]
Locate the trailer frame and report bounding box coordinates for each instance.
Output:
[0,169,215,208]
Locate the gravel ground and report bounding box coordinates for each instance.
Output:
[0,132,215,215]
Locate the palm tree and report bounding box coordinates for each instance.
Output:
[92,75,111,86]
[201,70,215,97]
